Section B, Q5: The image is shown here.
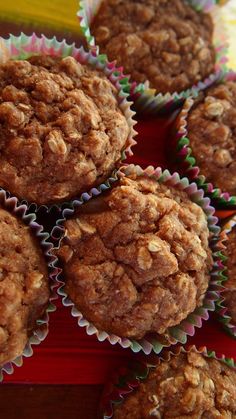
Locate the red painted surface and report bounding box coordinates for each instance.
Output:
[3,116,236,385]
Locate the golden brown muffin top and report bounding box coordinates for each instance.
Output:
[187,80,236,196]
[114,350,236,418]
[0,55,129,204]
[91,0,215,93]
[58,174,212,340]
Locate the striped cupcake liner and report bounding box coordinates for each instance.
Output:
[0,33,137,210]
[54,164,225,355]
[171,70,236,207]
[0,189,58,382]
[77,0,228,115]
[216,214,236,338]
[100,344,236,418]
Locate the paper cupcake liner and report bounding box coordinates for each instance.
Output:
[0,33,137,210]
[77,0,228,115]
[0,188,58,382]
[54,164,225,355]
[77,0,101,50]
[216,214,236,338]
[100,344,236,418]
[172,70,236,207]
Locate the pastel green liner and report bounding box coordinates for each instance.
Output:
[77,0,228,115]
[0,188,58,382]
[55,164,226,355]
[100,344,236,418]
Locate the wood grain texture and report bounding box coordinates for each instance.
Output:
[0,385,103,419]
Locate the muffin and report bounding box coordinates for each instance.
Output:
[0,206,50,367]
[223,224,236,325]
[112,349,236,418]
[0,55,131,205]
[186,80,236,196]
[57,172,213,340]
[90,0,215,94]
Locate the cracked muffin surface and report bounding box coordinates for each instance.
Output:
[223,227,236,324]
[113,350,236,418]
[187,81,236,196]
[57,174,213,340]
[0,208,49,367]
[91,0,215,93]
[0,55,130,204]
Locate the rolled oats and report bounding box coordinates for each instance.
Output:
[138,246,153,270]
[47,130,67,155]
[205,101,224,118]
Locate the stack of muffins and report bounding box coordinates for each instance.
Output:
[0,0,236,417]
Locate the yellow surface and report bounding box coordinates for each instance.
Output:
[0,0,235,67]
[0,0,78,33]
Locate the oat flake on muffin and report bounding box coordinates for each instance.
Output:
[91,0,215,94]
[0,55,130,205]
[57,174,213,340]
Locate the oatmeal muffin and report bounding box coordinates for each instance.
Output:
[223,226,236,324]
[186,80,236,196]
[0,207,49,367]
[0,55,130,205]
[113,350,236,418]
[91,0,215,94]
[57,173,213,340]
